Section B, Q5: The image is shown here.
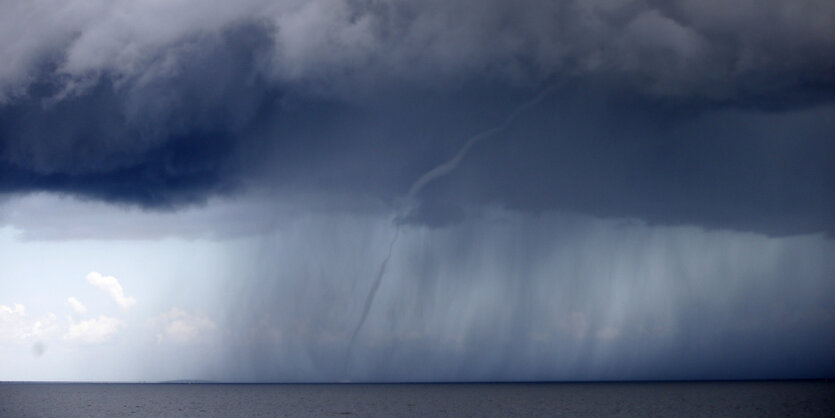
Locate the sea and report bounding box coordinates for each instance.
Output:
[1,380,832,417]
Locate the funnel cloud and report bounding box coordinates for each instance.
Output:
[348,83,559,362]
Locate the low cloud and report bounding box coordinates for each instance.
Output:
[155,308,217,344]
[0,303,59,344]
[64,316,124,344]
[86,272,136,310]
[66,297,87,314]
[0,303,25,318]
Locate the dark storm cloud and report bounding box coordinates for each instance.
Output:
[1,0,833,233]
[412,86,835,235]
[0,25,279,207]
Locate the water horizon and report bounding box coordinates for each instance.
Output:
[2,380,833,417]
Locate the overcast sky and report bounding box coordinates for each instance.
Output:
[1,0,833,382]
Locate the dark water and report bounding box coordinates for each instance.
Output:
[1,381,832,417]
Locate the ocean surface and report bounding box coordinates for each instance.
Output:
[0,381,832,417]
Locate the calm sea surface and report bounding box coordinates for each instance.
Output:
[1,381,832,417]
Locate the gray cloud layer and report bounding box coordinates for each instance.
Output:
[1,0,834,234]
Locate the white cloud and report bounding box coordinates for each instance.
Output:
[0,303,59,343]
[86,272,136,309]
[0,303,28,342]
[155,308,216,344]
[0,303,25,317]
[66,297,87,314]
[64,316,124,344]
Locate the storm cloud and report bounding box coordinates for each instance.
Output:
[1,0,833,234]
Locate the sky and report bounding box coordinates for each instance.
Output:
[0,0,833,382]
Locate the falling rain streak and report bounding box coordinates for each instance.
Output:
[345,84,559,368]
